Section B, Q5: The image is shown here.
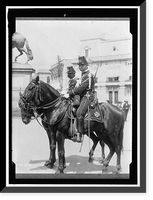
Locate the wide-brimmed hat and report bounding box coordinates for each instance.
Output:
[67,66,76,74]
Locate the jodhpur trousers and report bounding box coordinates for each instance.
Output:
[76,94,94,134]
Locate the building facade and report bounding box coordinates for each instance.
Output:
[37,69,51,84]
[49,36,132,105]
[79,37,132,104]
[49,58,79,92]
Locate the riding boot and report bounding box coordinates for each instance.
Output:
[76,118,84,143]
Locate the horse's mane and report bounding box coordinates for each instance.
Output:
[40,81,60,98]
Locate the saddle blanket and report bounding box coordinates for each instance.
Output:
[85,105,103,123]
[68,104,103,123]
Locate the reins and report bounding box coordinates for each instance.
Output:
[37,97,61,110]
[20,80,69,128]
[31,96,62,127]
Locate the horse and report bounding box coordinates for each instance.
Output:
[12,32,33,63]
[18,76,125,174]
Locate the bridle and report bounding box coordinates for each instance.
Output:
[19,81,62,125]
[19,81,43,119]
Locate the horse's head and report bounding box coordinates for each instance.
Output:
[18,76,41,124]
[18,75,61,124]
[27,49,34,61]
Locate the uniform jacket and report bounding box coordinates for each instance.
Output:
[68,77,77,93]
[73,70,95,98]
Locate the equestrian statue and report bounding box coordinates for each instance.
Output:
[12,32,33,63]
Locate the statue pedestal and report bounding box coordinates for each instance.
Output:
[12,62,35,113]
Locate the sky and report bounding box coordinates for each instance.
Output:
[13,19,131,71]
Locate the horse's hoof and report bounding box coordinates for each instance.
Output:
[88,157,94,163]
[64,165,66,169]
[99,159,105,164]
[102,168,108,174]
[47,163,54,169]
[44,161,54,169]
[102,165,108,174]
[115,165,121,174]
[44,160,51,166]
[115,169,121,174]
[55,169,64,174]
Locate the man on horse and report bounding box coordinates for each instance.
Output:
[67,66,80,108]
[68,56,95,143]
[122,100,130,121]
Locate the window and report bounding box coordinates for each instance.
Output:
[107,76,119,82]
[47,76,50,84]
[114,91,118,103]
[113,46,116,51]
[85,49,89,58]
[109,91,113,104]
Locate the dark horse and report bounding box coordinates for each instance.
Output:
[18,76,125,174]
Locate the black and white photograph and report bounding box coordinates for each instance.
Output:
[13,18,132,175]
[3,5,146,193]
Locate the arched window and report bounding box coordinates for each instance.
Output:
[114,91,118,103]
[47,76,50,84]
[85,49,89,57]
[84,47,90,58]
[109,91,113,104]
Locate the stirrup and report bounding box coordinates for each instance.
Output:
[76,133,83,143]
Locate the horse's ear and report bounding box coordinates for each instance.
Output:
[33,75,39,84]
[35,75,39,83]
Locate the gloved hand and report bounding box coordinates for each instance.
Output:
[68,90,75,97]
[63,93,69,98]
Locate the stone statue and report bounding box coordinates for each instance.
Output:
[12,32,33,63]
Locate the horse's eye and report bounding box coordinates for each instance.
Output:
[29,86,34,91]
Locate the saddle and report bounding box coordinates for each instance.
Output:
[67,101,103,123]
[67,102,104,139]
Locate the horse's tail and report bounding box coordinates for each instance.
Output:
[25,38,33,60]
[118,122,124,152]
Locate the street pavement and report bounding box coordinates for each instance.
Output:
[12,110,132,174]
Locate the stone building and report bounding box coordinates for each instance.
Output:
[50,58,78,92]
[49,36,132,105]
[37,69,51,84]
[79,37,132,104]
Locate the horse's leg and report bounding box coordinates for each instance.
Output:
[44,129,56,168]
[15,48,23,61]
[115,127,124,173]
[99,140,105,163]
[44,128,52,166]
[115,148,122,173]
[18,47,29,63]
[102,142,115,173]
[56,131,65,174]
[98,136,115,173]
[88,131,99,162]
[49,129,56,168]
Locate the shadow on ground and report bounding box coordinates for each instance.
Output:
[29,155,116,174]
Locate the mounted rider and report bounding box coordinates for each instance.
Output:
[67,66,80,108]
[122,100,130,121]
[68,56,95,143]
